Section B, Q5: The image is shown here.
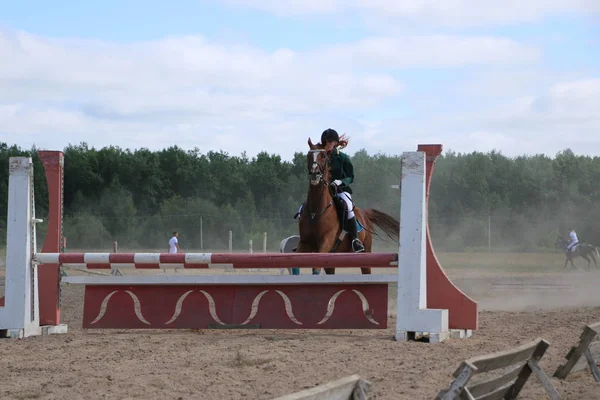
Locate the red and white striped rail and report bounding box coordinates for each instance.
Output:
[34,252,398,269]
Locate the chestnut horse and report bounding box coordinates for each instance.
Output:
[294,138,400,274]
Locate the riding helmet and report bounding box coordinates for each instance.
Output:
[321,128,339,144]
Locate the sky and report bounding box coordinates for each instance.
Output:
[0,1,599,160]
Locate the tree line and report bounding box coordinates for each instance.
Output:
[0,141,598,252]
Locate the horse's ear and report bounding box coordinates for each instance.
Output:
[308,137,316,149]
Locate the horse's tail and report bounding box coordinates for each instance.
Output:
[363,208,399,241]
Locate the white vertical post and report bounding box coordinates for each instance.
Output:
[247,239,254,272]
[395,151,449,343]
[0,158,40,338]
[0,158,66,338]
[488,216,491,253]
[228,230,232,253]
[263,232,267,253]
[200,217,203,250]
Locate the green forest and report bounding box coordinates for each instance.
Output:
[1,141,599,253]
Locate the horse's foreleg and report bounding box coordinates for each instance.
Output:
[317,234,337,275]
[295,240,313,275]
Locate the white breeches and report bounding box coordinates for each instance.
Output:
[297,192,355,219]
[567,240,578,251]
[337,192,355,219]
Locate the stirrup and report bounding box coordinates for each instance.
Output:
[352,239,365,252]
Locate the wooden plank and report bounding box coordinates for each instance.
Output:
[79,284,389,330]
[525,359,561,400]
[506,340,553,399]
[571,341,600,374]
[271,374,373,400]
[554,323,599,379]
[468,364,523,398]
[435,363,477,400]
[584,347,600,382]
[439,339,558,400]
[459,390,475,400]
[475,382,511,400]
[462,339,541,373]
[61,274,398,286]
[588,321,600,332]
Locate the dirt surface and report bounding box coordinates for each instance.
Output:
[1,266,600,400]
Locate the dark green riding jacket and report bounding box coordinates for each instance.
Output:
[329,147,354,194]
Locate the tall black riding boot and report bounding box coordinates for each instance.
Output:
[346,216,365,252]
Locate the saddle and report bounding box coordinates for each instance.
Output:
[294,196,363,233]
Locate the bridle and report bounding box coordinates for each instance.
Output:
[308,148,328,185]
[305,148,334,220]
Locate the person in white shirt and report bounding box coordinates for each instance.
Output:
[566,228,579,253]
[169,232,181,253]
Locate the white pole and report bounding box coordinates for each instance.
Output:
[249,239,253,253]
[200,217,203,250]
[228,230,232,253]
[488,215,491,253]
[263,232,267,253]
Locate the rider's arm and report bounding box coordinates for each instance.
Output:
[340,153,354,186]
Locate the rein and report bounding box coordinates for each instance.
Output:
[306,149,335,221]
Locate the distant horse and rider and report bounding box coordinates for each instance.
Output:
[556,228,600,269]
[292,128,400,275]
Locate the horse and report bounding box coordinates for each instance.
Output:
[555,237,600,269]
[293,138,400,274]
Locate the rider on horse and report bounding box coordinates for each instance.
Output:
[319,128,365,252]
[566,228,579,253]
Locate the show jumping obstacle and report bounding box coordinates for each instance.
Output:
[0,145,478,342]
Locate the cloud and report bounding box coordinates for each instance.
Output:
[372,78,600,157]
[221,0,600,26]
[0,28,544,158]
[0,30,403,117]
[356,0,600,26]
[321,36,539,68]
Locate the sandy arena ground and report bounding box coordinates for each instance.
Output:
[1,256,600,399]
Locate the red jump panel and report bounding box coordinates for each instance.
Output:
[80,284,389,330]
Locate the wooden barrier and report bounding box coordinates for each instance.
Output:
[554,321,600,382]
[272,374,372,400]
[435,338,561,399]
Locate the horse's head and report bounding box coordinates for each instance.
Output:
[307,137,331,186]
